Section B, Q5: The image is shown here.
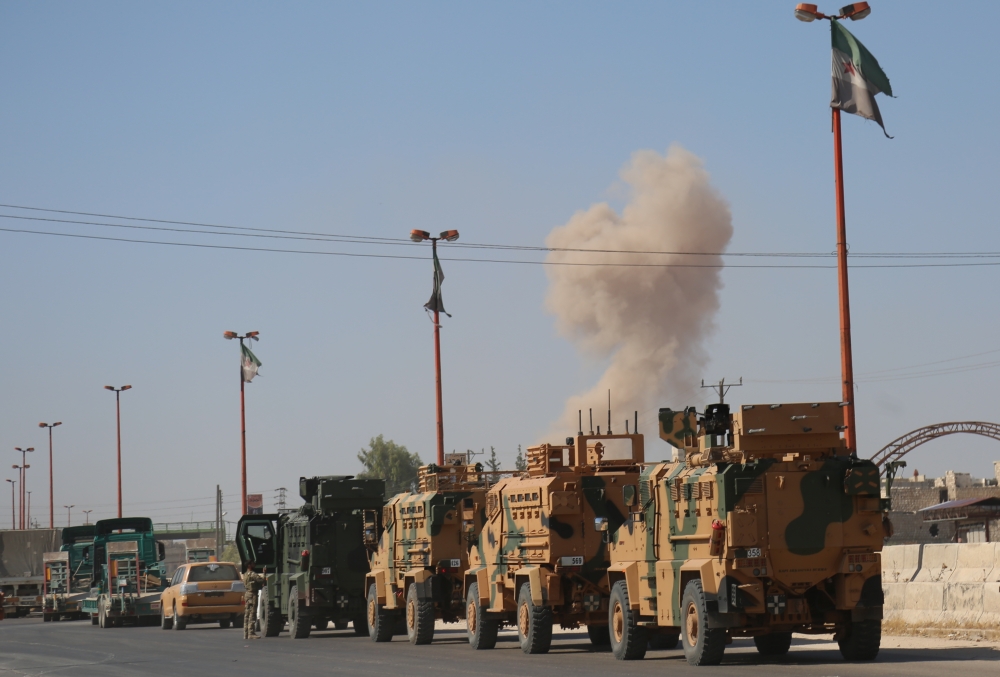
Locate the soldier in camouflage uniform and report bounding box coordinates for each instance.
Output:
[242,562,266,639]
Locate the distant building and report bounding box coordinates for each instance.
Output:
[884,463,1000,545]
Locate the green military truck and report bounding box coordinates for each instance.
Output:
[236,475,385,639]
[80,517,168,627]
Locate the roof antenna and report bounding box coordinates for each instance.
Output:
[607,390,612,435]
[634,411,638,436]
[578,410,583,436]
[589,408,594,435]
[700,377,742,404]
[625,419,630,434]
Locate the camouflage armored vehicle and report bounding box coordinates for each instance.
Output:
[365,458,508,644]
[607,402,885,665]
[235,475,385,639]
[464,429,644,653]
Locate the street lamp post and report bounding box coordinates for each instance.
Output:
[104,386,132,518]
[13,447,33,529]
[39,422,62,529]
[5,479,14,529]
[794,1,879,456]
[409,229,459,466]
[222,331,261,515]
[26,491,31,528]
[64,504,74,527]
[83,509,93,525]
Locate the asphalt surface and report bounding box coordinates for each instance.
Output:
[1,617,997,677]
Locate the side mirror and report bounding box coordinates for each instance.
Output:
[156,542,166,561]
[594,517,609,532]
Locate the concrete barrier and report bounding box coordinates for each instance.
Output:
[883,543,1000,630]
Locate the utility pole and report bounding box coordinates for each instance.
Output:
[39,422,61,529]
[274,487,287,511]
[104,386,132,518]
[215,485,223,555]
[700,377,742,404]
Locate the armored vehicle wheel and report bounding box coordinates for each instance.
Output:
[259,587,283,637]
[160,604,173,630]
[314,619,329,630]
[516,582,552,655]
[648,632,679,650]
[334,619,349,630]
[837,619,880,661]
[680,579,726,666]
[466,583,499,650]
[587,624,611,647]
[608,580,647,660]
[367,584,394,642]
[405,584,435,645]
[352,615,369,636]
[754,631,792,656]
[288,585,312,639]
[173,603,187,630]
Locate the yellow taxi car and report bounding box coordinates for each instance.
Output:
[160,561,244,630]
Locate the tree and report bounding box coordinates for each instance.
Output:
[486,446,501,472]
[357,435,423,496]
[515,444,527,472]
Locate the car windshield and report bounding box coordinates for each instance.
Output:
[186,563,239,582]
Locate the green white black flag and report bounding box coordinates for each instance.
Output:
[241,343,262,382]
[424,248,451,317]
[830,19,893,137]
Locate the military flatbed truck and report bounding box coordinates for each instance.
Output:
[236,475,385,639]
[366,460,510,644]
[465,429,644,654]
[607,402,886,665]
[80,517,168,627]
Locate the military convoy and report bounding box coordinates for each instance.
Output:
[235,475,385,638]
[365,457,509,644]
[606,402,885,664]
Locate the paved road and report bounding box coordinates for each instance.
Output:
[1,617,997,676]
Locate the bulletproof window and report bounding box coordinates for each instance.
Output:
[532,493,538,501]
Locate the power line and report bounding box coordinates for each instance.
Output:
[6,225,1000,270]
[2,203,999,261]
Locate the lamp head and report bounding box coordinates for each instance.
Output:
[410,229,431,242]
[840,2,870,20]
[223,331,237,340]
[122,385,132,391]
[104,385,114,390]
[794,3,823,21]
[246,331,259,339]
[439,230,460,242]
[54,422,61,427]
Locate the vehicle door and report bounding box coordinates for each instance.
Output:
[161,565,185,615]
[235,515,279,571]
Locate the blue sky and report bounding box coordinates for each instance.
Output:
[1,1,998,526]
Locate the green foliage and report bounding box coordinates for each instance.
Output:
[357,435,423,495]
[486,446,501,472]
[220,542,240,565]
[515,444,527,472]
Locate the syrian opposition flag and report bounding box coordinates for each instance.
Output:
[424,248,451,317]
[830,19,893,137]
[241,343,262,382]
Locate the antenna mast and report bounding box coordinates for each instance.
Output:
[700,377,743,404]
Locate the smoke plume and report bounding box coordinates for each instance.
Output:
[544,145,732,439]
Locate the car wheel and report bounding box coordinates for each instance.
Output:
[173,603,187,631]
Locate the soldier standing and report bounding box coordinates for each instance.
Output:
[242,562,266,639]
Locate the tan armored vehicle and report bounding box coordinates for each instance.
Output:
[607,401,885,665]
[365,458,507,644]
[464,427,644,654]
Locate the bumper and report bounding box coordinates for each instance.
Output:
[179,604,244,617]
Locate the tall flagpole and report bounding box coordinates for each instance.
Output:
[832,107,857,456]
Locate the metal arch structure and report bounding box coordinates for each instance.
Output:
[870,422,1000,475]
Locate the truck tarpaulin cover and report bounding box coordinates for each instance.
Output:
[0,529,60,579]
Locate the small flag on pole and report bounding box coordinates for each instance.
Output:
[830,19,893,137]
[241,343,262,382]
[424,248,451,317]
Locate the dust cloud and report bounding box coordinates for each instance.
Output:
[543,145,732,440]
